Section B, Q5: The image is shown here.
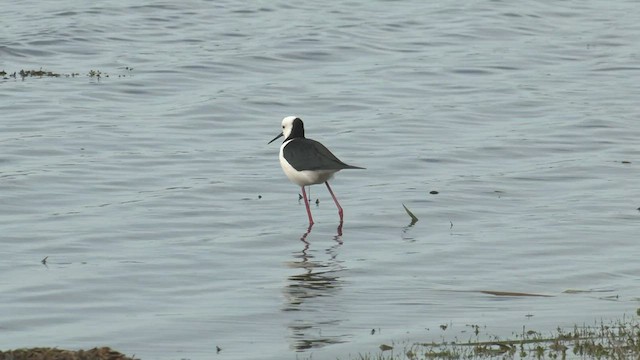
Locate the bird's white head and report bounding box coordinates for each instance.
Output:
[268,116,304,144]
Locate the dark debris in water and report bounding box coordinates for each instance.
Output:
[0,347,137,360]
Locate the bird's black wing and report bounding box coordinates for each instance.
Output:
[283,138,362,171]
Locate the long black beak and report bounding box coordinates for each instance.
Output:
[268,132,283,144]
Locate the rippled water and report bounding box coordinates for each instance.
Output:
[2,1,639,359]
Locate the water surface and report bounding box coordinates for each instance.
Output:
[1,1,639,359]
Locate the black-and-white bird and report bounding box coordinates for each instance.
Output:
[269,116,364,226]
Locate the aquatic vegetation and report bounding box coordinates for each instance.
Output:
[342,316,640,359]
[1,67,133,80]
[88,69,104,78]
[0,69,63,78]
[20,69,60,77]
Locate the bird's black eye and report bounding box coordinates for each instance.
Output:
[282,126,285,129]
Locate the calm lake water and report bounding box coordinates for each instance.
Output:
[2,1,639,359]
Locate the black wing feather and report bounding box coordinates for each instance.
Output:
[284,138,363,171]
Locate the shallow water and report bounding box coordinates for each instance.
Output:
[2,1,639,359]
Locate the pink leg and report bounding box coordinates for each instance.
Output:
[301,186,314,226]
[325,181,344,222]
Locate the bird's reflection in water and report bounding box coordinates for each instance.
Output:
[282,225,349,351]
